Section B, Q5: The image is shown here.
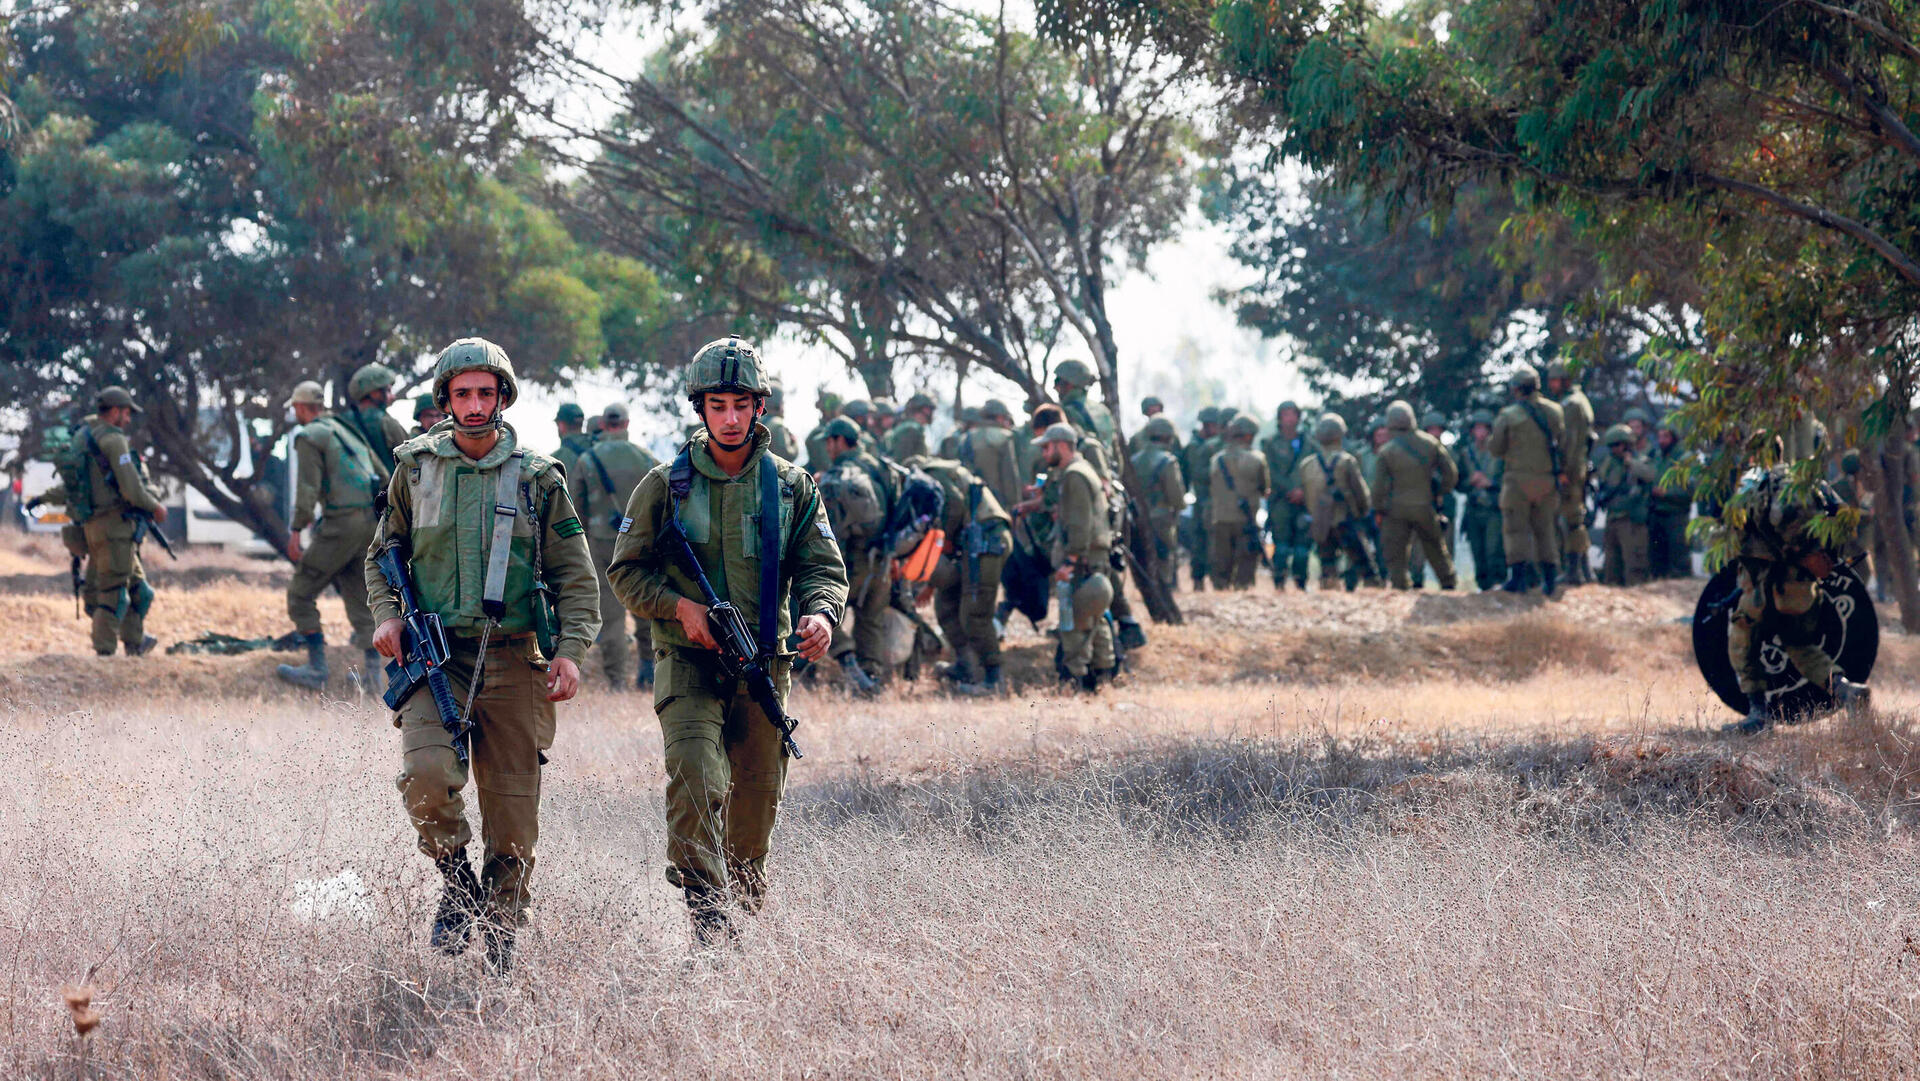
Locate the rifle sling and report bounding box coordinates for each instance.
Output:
[481,451,523,622]
[667,446,783,658]
[1518,400,1561,471]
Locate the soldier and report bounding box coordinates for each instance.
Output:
[412,394,447,438]
[803,391,844,474]
[1454,410,1506,591]
[1408,409,1459,587]
[840,399,879,455]
[1488,365,1568,595]
[75,387,167,656]
[1053,360,1117,445]
[553,403,592,477]
[276,380,384,691]
[1033,423,1114,691]
[961,399,1025,511]
[1646,422,1694,578]
[1208,415,1270,590]
[569,403,662,690]
[912,453,1011,693]
[366,338,601,975]
[1299,414,1376,590]
[818,418,891,696]
[764,381,801,463]
[1546,361,1596,586]
[1592,424,1659,586]
[1721,464,1870,734]
[1184,407,1224,589]
[887,392,938,460]
[1131,416,1186,596]
[939,406,979,460]
[1128,396,1174,457]
[1372,400,1460,590]
[606,337,846,944]
[341,363,411,474]
[1260,401,1312,591]
[867,397,898,441]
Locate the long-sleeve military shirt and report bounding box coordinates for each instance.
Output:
[961,425,1025,512]
[342,403,411,475]
[291,413,386,531]
[607,427,848,656]
[1131,444,1186,531]
[1301,445,1370,526]
[1372,428,1459,518]
[1489,395,1568,481]
[1454,438,1504,510]
[1558,389,1595,475]
[1049,454,1111,568]
[84,416,164,522]
[1594,450,1660,523]
[568,431,660,543]
[1208,444,1271,525]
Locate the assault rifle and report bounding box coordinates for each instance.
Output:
[126,509,177,560]
[373,540,469,763]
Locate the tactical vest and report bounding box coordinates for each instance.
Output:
[308,416,382,512]
[399,431,555,637]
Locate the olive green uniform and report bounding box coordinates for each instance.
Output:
[78,416,165,654]
[342,403,411,475]
[607,426,848,903]
[914,456,1011,676]
[1300,442,1375,590]
[1646,439,1693,577]
[1488,397,1567,566]
[958,425,1024,512]
[554,431,595,479]
[1184,435,1223,587]
[1454,437,1506,590]
[819,446,893,679]
[886,420,930,462]
[569,432,662,688]
[367,425,601,924]
[1207,444,1270,590]
[1261,428,1312,588]
[1372,428,1460,590]
[1593,449,1659,586]
[1556,387,1595,567]
[1050,454,1114,678]
[1131,443,1185,593]
[287,414,386,649]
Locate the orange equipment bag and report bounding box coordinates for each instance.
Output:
[897,529,946,584]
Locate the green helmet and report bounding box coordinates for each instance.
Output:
[768,381,786,411]
[413,392,439,421]
[685,336,771,398]
[431,338,518,411]
[348,363,399,403]
[1218,405,1241,423]
[1508,364,1541,392]
[1842,449,1862,474]
[1141,395,1164,414]
[958,406,982,425]
[1385,401,1416,431]
[1470,409,1496,427]
[842,399,873,420]
[822,417,863,444]
[1142,416,1177,442]
[1053,359,1096,389]
[555,402,585,424]
[905,392,936,413]
[1602,424,1635,448]
[870,397,897,418]
[980,399,1013,422]
[1197,406,1221,426]
[1227,415,1260,440]
[1421,410,1446,430]
[816,390,843,414]
[1545,360,1573,382]
[1276,400,1300,419]
[1367,414,1388,434]
[1623,406,1653,425]
[1314,414,1348,444]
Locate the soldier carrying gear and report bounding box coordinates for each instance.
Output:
[1262,400,1312,591]
[1372,400,1460,591]
[1719,464,1870,735]
[1592,424,1660,586]
[1300,413,1378,590]
[1454,409,1507,591]
[570,402,662,691]
[1647,422,1695,579]
[939,405,979,459]
[1034,423,1114,692]
[553,402,592,477]
[886,392,939,461]
[1409,408,1457,587]
[607,337,847,946]
[816,416,892,696]
[367,337,602,976]
[1053,359,1117,444]
[959,399,1025,528]
[71,386,167,656]
[277,379,386,692]
[1131,416,1186,596]
[1208,415,1271,590]
[343,362,410,475]
[910,452,1012,693]
[1489,363,1568,595]
[1546,360,1597,586]
[1185,407,1226,588]
[412,393,447,438]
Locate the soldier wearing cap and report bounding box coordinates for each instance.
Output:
[764,381,801,462]
[412,394,447,438]
[607,336,847,945]
[817,417,892,696]
[1131,416,1186,595]
[1033,422,1114,691]
[1546,361,1596,586]
[886,392,938,460]
[1488,364,1568,594]
[76,387,167,656]
[939,405,980,459]
[1261,401,1312,590]
[1453,409,1507,590]
[570,403,662,690]
[276,380,386,691]
[342,363,411,474]
[1208,415,1270,590]
[553,403,591,477]
[366,338,601,975]
[1371,401,1459,590]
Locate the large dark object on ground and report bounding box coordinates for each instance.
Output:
[1692,563,1877,719]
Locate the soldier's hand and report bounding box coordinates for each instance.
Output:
[676,597,720,651]
[152,505,169,524]
[1288,487,1305,505]
[796,613,832,661]
[545,657,580,702]
[373,618,405,660]
[286,534,303,562]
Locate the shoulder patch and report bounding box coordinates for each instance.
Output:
[817,520,835,541]
[118,452,133,465]
[617,515,634,534]
[554,516,585,539]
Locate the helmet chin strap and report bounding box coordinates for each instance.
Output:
[451,404,504,437]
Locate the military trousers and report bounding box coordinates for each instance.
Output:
[1058,568,1114,677]
[1314,519,1378,590]
[655,647,791,905]
[589,537,651,688]
[1187,501,1212,588]
[1146,518,1180,592]
[394,636,554,921]
[830,550,892,678]
[1600,516,1651,586]
[1647,506,1692,578]
[1499,476,1559,565]
[1266,498,1311,586]
[1208,521,1261,590]
[1728,563,1834,698]
[1410,496,1456,585]
[1560,467,1591,561]
[1461,505,1506,591]
[1383,508,1456,590]
[82,515,151,655]
[929,536,1008,670]
[287,508,376,647]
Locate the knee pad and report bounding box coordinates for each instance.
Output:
[129,580,155,617]
[110,586,131,621]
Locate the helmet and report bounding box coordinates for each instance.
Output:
[555,402,585,424]
[1053,359,1095,389]
[431,338,518,411]
[1314,414,1348,443]
[1197,406,1221,426]
[1218,405,1241,423]
[816,390,843,414]
[96,386,143,413]
[1141,395,1164,414]
[958,406,981,425]
[1142,416,1177,442]
[348,363,399,402]
[1227,415,1260,439]
[1367,414,1388,433]
[980,399,1013,422]
[1842,449,1862,474]
[1032,422,1080,447]
[1385,401,1416,431]
[1623,406,1653,425]
[1470,409,1495,427]
[1545,360,1572,381]
[1276,399,1300,419]
[822,417,863,445]
[1508,364,1540,392]
[1602,424,1635,448]
[870,397,897,418]
[841,399,873,420]
[413,392,439,421]
[905,392,936,413]
[685,336,771,397]
[1421,410,1446,430]
[284,381,325,408]
[768,382,786,411]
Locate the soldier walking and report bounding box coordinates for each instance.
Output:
[1208,415,1270,590]
[341,363,411,475]
[570,403,661,690]
[1372,400,1459,590]
[817,418,891,696]
[277,380,385,690]
[606,337,846,944]
[1299,414,1376,590]
[1185,408,1223,589]
[1488,365,1568,595]
[76,387,167,656]
[1034,423,1114,691]
[913,453,1011,693]
[367,339,601,975]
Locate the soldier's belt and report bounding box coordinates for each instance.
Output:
[447,631,534,651]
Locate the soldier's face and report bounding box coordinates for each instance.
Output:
[1473,423,1491,442]
[420,408,447,428]
[1628,419,1648,439]
[446,373,501,426]
[911,407,934,424]
[293,402,323,425]
[1278,407,1299,429]
[1658,430,1676,450]
[102,406,133,428]
[1145,404,1164,417]
[701,391,760,447]
[1042,440,1072,468]
[1372,429,1390,448]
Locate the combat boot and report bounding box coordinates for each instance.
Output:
[1079,671,1102,694]
[1501,563,1530,593]
[1538,562,1559,598]
[429,851,483,956]
[126,635,159,657]
[974,664,1004,694]
[1117,619,1147,651]
[1722,699,1773,736]
[1833,677,1872,711]
[684,880,735,950]
[275,633,329,690]
[838,654,880,698]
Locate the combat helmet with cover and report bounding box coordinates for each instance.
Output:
[431,338,519,434]
[1142,416,1177,443]
[1053,359,1096,390]
[1508,364,1541,393]
[1602,424,1635,448]
[1314,413,1348,445]
[684,336,771,400]
[1384,401,1416,431]
[348,363,400,403]
[1227,415,1260,440]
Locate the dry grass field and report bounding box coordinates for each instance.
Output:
[6,532,1920,1078]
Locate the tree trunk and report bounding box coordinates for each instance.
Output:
[1868,426,1920,633]
[1081,303,1182,624]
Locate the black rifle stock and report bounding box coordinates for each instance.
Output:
[126,509,177,560]
[373,541,469,763]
